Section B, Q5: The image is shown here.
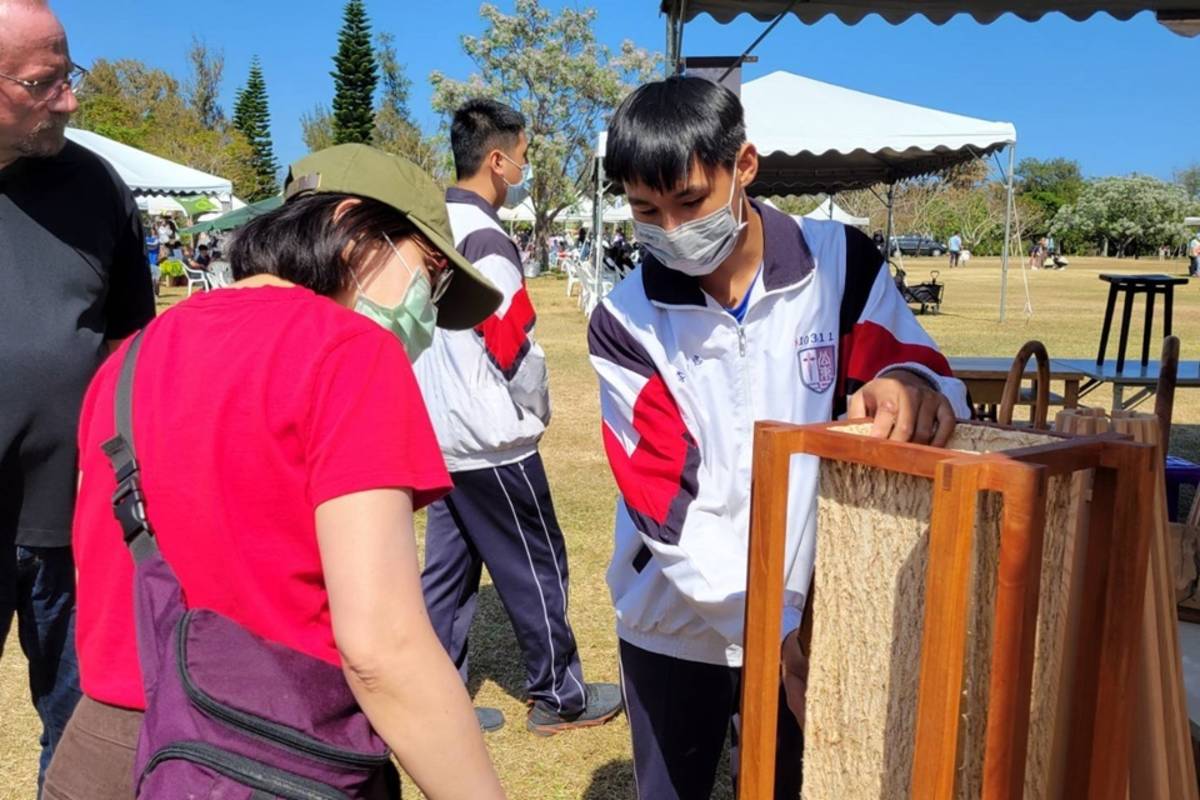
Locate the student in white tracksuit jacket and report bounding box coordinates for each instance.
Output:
[588,77,970,800]
[412,98,621,737]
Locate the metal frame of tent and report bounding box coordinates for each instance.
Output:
[657,0,1197,320]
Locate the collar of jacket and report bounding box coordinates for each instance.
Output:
[641,197,816,308]
[445,186,503,226]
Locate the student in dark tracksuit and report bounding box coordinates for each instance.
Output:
[412,98,622,735]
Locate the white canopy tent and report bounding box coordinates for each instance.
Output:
[741,70,1017,196]
[64,128,233,198]
[1186,216,1200,227]
[501,197,631,226]
[803,197,870,227]
[498,197,537,223]
[136,195,187,216]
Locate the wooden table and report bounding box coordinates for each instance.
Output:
[1056,358,1200,412]
[949,356,1089,412]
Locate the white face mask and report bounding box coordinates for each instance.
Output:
[633,177,747,277]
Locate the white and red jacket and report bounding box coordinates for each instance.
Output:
[412,188,549,472]
[587,200,970,667]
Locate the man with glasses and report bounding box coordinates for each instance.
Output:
[0,2,154,792]
[412,98,622,736]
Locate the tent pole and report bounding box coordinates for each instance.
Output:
[1000,142,1016,322]
[665,5,684,76]
[885,183,895,259]
[592,152,605,313]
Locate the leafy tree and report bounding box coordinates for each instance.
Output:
[1175,163,1200,201]
[372,31,446,180]
[431,0,658,267]
[74,58,259,199]
[1052,175,1192,257]
[185,37,225,129]
[331,0,378,144]
[232,57,279,200]
[300,103,336,153]
[1015,157,1083,220]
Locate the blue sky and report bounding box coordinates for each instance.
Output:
[55,1,1198,182]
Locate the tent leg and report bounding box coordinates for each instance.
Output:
[591,153,606,314]
[666,11,683,76]
[885,184,895,263]
[1000,143,1016,322]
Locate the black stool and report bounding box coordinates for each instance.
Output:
[1096,274,1189,371]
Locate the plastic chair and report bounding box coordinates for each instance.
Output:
[182,263,209,296]
[564,255,582,298]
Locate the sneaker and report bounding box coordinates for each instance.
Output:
[476,706,505,733]
[526,683,623,736]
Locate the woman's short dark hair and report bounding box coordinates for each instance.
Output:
[450,98,526,180]
[229,194,420,296]
[605,76,746,193]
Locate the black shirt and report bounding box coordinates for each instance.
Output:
[0,140,155,547]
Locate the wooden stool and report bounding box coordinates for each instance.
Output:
[1096,274,1188,372]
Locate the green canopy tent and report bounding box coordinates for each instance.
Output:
[176,195,222,217]
[181,195,283,234]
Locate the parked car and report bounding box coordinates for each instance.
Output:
[889,234,947,257]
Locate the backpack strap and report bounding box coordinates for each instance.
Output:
[100,331,158,563]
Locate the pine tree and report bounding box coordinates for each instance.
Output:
[232,57,279,201]
[331,0,377,145]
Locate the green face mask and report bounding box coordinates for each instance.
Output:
[353,235,438,361]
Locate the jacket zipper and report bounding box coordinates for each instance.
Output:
[142,741,348,800]
[737,325,747,357]
[175,613,390,769]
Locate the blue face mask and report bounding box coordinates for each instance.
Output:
[501,152,533,204]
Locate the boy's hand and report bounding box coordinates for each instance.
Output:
[848,370,956,447]
[781,628,808,729]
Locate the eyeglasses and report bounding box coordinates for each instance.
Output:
[411,237,454,303]
[0,62,88,102]
[384,234,454,304]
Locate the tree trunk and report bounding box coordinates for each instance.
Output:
[1102,237,1109,257]
[534,211,550,273]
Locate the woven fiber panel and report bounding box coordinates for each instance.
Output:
[802,424,1081,799]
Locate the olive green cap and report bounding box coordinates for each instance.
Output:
[283,143,501,330]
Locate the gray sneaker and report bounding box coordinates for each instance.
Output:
[476,706,505,733]
[526,683,623,736]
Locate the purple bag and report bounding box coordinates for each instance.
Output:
[102,332,399,799]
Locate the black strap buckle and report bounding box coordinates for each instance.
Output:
[112,473,152,545]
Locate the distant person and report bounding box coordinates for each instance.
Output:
[1188,231,1200,277]
[412,98,622,736]
[872,229,886,254]
[1046,234,1056,257]
[155,216,179,258]
[0,0,154,792]
[191,243,212,270]
[948,232,963,268]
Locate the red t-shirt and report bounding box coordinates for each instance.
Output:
[73,285,451,710]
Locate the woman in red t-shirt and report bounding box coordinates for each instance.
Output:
[46,146,506,800]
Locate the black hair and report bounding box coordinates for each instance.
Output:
[605,75,746,193]
[229,194,421,296]
[197,244,208,251]
[450,98,526,180]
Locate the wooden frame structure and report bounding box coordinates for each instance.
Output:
[739,419,1156,799]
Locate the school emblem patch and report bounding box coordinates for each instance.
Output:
[799,345,836,393]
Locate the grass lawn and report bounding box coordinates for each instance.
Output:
[2,254,1198,799]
